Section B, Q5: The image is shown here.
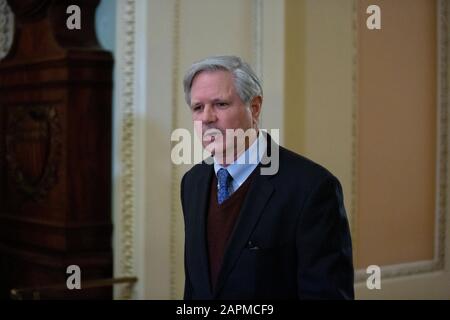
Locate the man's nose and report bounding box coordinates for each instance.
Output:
[201,104,217,123]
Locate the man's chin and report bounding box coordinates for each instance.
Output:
[202,142,215,155]
[204,144,246,163]
[202,145,224,159]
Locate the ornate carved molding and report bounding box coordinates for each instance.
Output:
[351,0,359,264]
[435,0,448,273]
[117,0,137,299]
[169,0,181,300]
[7,0,51,22]
[6,104,62,202]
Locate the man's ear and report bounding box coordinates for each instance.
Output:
[250,96,262,123]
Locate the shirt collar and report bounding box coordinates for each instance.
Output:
[214,131,267,191]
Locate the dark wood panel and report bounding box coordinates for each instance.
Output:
[0,0,113,299]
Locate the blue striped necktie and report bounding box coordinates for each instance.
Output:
[217,168,231,204]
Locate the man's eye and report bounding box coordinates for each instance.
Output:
[192,105,202,111]
[216,102,229,107]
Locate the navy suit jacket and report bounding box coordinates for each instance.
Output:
[181,137,354,299]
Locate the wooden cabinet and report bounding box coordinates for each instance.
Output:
[0,0,113,299]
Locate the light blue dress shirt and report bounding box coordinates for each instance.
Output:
[213,132,267,195]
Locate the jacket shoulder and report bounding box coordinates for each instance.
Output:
[181,161,212,185]
[276,146,339,187]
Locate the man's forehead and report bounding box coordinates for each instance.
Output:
[191,71,235,97]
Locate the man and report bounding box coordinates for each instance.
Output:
[180,55,354,299]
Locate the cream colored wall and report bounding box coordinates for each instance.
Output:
[354,0,450,299]
[284,0,355,235]
[357,0,436,268]
[284,0,305,153]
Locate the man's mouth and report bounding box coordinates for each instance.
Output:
[203,135,216,143]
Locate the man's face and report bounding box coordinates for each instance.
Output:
[190,70,261,162]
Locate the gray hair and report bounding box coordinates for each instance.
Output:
[183,55,263,106]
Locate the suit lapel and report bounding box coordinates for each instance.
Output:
[213,169,274,298]
[189,163,214,298]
